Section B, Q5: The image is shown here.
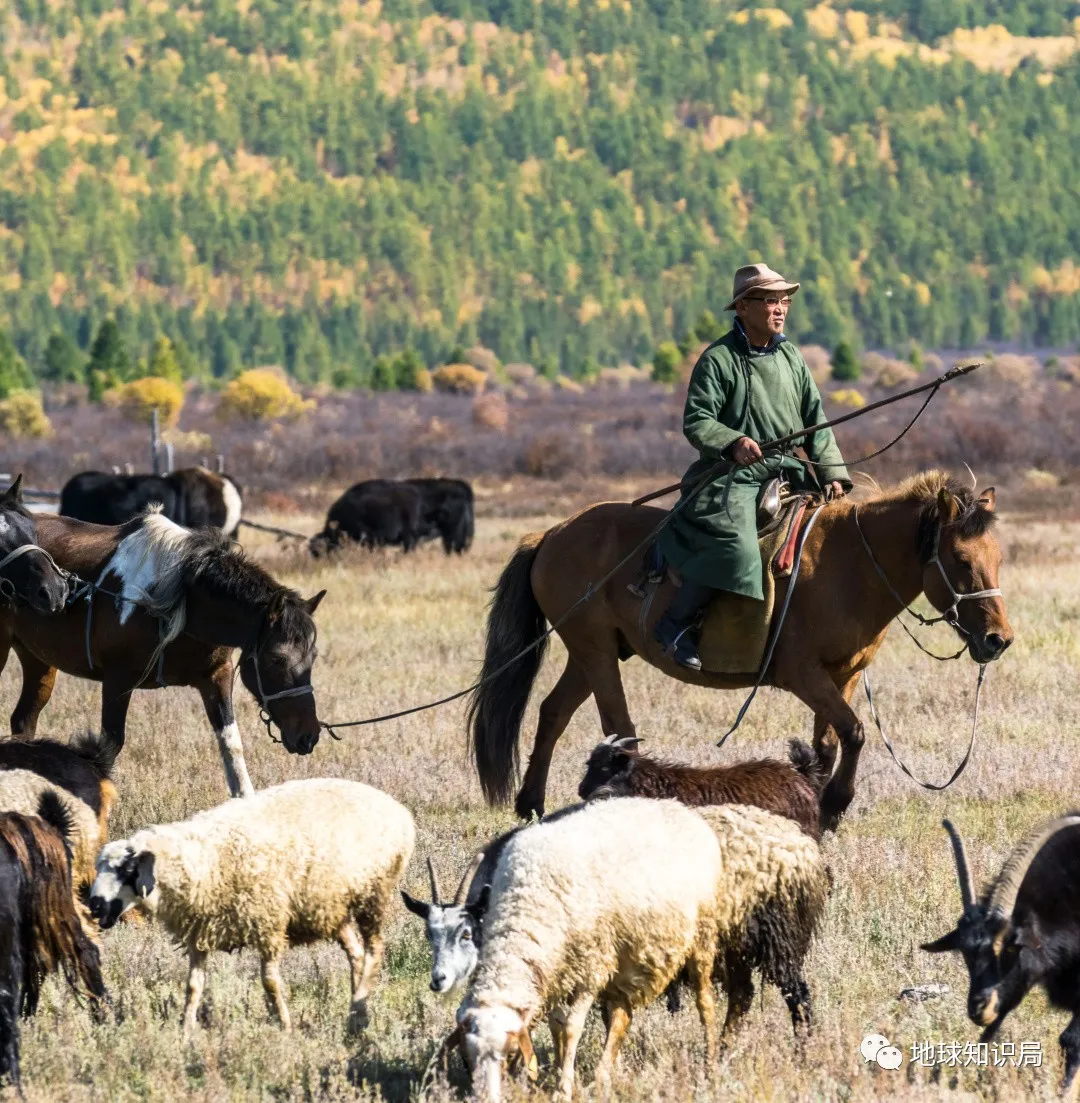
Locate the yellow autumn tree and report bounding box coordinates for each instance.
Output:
[113,377,185,427]
[218,369,314,421]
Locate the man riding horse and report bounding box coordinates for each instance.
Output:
[654,263,853,672]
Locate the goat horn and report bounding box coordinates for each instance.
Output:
[454,850,486,906]
[942,820,975,909]
[610,735,642,750]
[427,857,443,905]
[987,815,1080,923]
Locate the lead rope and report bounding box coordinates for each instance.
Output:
[715,503,826,747]
[863,663,987,790]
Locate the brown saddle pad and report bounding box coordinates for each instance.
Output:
[698,497,809,675]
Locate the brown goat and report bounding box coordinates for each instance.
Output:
[0,793,108,1089]
[577,736,828,840]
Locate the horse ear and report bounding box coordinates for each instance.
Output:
[936,488,959,522]
[3,474,23,504]
[304,590,326,615]
[978,487,996,513]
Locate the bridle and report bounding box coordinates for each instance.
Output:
[853,502,1002,792]
[243,625,316,743]
[853,504,1002,647]
[0,543,71,604]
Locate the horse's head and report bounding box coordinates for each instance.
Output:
[921,485,1012,664]
[240,590,326,755]
[0,475,68,615]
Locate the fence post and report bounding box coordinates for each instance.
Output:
[150,409,161,475]
[216,454,224,474]
[164,442,174,474]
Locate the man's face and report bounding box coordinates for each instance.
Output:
[736,293,791,339]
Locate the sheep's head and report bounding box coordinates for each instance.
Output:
[578,734,641,800]
[90,841,157,927]
[457,1003,531,1102]
[922,817,1080,1031]
[401,855,490,994]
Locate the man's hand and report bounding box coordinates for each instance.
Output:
[828,481,846,499]
[731,436,763,466]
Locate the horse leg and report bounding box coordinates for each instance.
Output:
[197,664,255,799]
[100,677,133,757]
[10,645,57,737]
[811,671,862,775]
[515,658,592,820]
[790,669,864,832]
[588,647,636,739]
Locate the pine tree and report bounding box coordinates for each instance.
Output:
[42,333,85,383]
[88,320,131,385]
[830,342,860,382]
[0,330,33,399]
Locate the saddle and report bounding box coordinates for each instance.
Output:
[630,481,819,675]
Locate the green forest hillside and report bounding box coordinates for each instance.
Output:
[1,0,1079,384]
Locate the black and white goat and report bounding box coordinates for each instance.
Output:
[923,816,1080,1097]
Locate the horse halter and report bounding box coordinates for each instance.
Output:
[0,543,69,603]
[853,505,1002,638]
[243,630,315,742]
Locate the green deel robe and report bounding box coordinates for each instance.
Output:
[658,327,851,600]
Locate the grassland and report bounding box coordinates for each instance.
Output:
[6,497,1080,1102]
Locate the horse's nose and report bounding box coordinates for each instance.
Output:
[985,633,1011,659]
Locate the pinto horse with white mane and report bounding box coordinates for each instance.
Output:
[0,508,324,797]
[469,472,1013,830]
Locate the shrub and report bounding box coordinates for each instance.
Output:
[554,375,585,394]
[976,354,1039,387]
[414,368,434,393]
[651,341,682,383]
[831,342,861,381]
[522,430,580,477]
[432,363,487,395]
[829,388,866,408]
[860,352,918,388]
[504,362,536,384]
[218,369,314,421]
[0,391,51,438]
[113,376,185,427]
[473,392,509,431]
[801,344,832,385]
[465,345,501,375]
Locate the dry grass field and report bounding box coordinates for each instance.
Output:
[6,491,1080,1102]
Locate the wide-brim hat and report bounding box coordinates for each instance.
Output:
[724,263,800,311]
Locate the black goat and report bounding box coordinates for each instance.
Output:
[923,815,1080,1096]
[0,793,108,1089]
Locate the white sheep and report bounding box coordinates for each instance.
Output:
[691,803,829,1038]
[455,797,724,1100]
[89,778,415,1036]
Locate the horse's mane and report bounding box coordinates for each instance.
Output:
[112,510,313,653]
[869,470,997,563]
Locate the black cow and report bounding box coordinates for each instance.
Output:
[59,467,243,537]
[310,478,474,557]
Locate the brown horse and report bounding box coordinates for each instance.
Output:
[0,509,325,798]
[0,477,69,616]
[469,472,1012,829]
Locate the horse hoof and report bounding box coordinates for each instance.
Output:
[513,793,543,822]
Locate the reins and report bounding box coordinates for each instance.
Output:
[852,503,1000,790]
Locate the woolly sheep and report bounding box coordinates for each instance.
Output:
[0,768,106,896]
[89,778,415,1036]
[693,803,830,1037]
[455,797,723,1100]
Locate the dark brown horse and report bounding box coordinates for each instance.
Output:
[0,508,325,797]
[469,472,1012,829]
[0,477,69,616]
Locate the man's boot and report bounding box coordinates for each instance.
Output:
[653,578,713,672]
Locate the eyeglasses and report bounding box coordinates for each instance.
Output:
[746,296,792,308]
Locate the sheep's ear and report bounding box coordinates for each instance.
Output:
[400,890,430,920]
[134,851,156,899]
[921,929,962,953]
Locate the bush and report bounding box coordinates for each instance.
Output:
[473,392,509,431]
[432,363,487,395]
[829,388,866,408]
[218,369,314,421]
[860,352,918,388]
[651,341,682,383]
[0,391,51,438]
[554,375,585,394]
[801,344,832,385]
[112,376,185,427]
[504,362,536,384]
[831,342,861,381]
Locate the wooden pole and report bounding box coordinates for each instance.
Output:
[150,409,161,475]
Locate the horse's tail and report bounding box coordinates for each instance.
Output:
[468,533,548,806]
